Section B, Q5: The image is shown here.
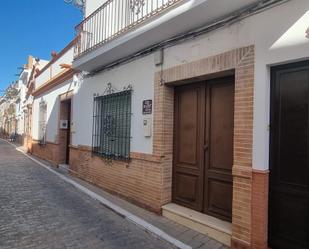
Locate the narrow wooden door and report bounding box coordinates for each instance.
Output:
[173,77,234,221]
[204,78,234,221]
[269,61,309,249]
[173,83,205,211]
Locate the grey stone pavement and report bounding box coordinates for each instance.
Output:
[0,139,229,249]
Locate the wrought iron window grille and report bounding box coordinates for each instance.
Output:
[92,83,133,162]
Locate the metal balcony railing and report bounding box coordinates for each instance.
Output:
[74,0,182,59]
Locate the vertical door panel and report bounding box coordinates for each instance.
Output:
[204,78,234,221]
[178,89,199,165]
[173,83,205,211]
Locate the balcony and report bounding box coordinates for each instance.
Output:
[73,0,260,72]
[75,0,182,59]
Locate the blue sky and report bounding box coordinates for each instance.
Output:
[0,0,82,93]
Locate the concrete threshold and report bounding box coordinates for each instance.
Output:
[162,203,232,246]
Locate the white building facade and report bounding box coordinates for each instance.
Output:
[25,1,309,249]
[30,40,78,165]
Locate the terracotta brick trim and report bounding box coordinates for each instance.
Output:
[69,144,90,151]
[59,90,74,102]
[130,152,162,162]
[70,144,162,163]
[32,139,59,146]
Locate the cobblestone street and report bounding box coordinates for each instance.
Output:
[0,140,173,249]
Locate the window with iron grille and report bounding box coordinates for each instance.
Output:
[92,89,132,161]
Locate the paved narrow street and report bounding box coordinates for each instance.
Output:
[0,140,172,249]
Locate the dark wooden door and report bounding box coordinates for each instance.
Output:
[269,61,309,249]
[173,77,234,221]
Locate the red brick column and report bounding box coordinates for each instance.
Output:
[251,170,269,249]
[231,46,255,249]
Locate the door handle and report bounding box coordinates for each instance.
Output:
[203,144,209,150]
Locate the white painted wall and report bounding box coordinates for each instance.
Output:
[78,0,309,168]
[15,58,49,136]
[32,78,77,142]
[30,0,307,167]
[15,70,29,136]
[159,0,309,170]
[36,68,50,89]
[85,0,107,17]
[72,55,155,154]
[53,49,74,76]
[32,47,75,142]
[36,48,74,89]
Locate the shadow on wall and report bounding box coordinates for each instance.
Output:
[269,9,309,52]
[70,73,97,148]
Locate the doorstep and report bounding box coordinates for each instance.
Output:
[58,163,69,172]
[162,203,232,247]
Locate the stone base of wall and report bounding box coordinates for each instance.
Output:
[69,146,165,213]
[31,141,60,166]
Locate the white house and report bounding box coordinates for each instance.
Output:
[27,0,309,249]
[30,39,79,165]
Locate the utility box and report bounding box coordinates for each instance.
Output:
[154,49,164,66]
[143,117,152,137]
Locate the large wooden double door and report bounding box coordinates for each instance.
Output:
[172,77,234,222]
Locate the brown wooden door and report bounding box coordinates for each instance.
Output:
[204,78,234,221]
[173,77,234,221]
[173,83,205,211]
[269,61,309,249]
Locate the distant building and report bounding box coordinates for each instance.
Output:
[0,81,19,138]
[0,56,48,142]
[14,56,49,144]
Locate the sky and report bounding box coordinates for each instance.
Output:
[0,0,83,93]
